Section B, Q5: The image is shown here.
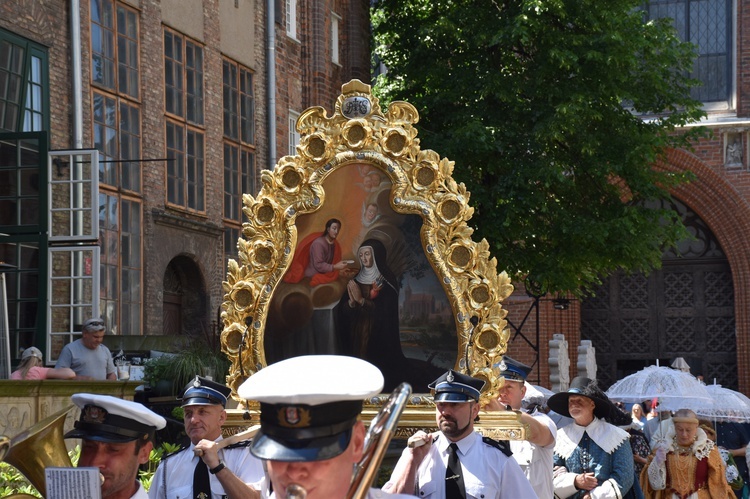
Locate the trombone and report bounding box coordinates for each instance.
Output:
[284,382,412,499]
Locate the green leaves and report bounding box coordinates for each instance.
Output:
[373,0,705,296]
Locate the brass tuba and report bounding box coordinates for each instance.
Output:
[2,405,75,497]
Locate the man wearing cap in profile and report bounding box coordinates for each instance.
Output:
[237,355,414,499]
[547,376,633,499]
[65,393,167,499]
[484,356,556,498]
[55,317,117,380]
[149,376,264,499]
[383,369,537,498]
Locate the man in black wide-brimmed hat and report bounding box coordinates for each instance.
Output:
[547,376,634,499]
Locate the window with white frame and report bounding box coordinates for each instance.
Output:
[332,13,341,65]
[289,110,300,157]
[286,0,297,39]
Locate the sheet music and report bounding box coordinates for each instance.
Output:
[45,467,102,499]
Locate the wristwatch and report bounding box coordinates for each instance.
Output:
[209,460,226,475]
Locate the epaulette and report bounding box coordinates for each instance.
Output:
[161,444,189,461]
[224,439,253,450]
[482,436,513,457]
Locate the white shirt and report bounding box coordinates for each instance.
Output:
[148,439,264,499]
[510,410,557,499]
[131,482,149,499]
[386,431,538,498]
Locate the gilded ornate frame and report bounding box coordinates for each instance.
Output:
[221,80,524,438]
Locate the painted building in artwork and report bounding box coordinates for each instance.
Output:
[0,0,369,370]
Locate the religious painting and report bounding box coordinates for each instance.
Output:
[220,80,515,408]
[263,163,456,393]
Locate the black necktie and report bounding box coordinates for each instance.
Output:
[193,458,211,499]
[445,443,466,499]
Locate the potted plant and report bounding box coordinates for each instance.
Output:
[143,354,179,397]
[143,346,230,397]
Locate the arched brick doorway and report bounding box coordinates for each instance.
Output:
[581,197,736,390]
[162,255,209,337]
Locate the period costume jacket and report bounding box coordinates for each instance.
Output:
[640,427,734,499]
[553,417,634,499]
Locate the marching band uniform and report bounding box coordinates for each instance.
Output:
[149,438,261,499]
[498,356,557,498]
[238,355,413,499]
[149,377,264,499]
[64,393,167,499]
[384,369,538,498]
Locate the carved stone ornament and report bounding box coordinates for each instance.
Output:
[221,80,523,436]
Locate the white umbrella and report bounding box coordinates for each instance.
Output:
[522,383,554,408]
[693,384,750,422]
[605,365,711,411]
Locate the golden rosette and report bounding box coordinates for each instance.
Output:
[230,281,256,313]
[300,132,332,163]
[341,119,372,150]
[223,321,247,354]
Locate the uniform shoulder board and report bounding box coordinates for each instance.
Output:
[162,444,189,460]
[482,436,513,457]
[225,438,253,450]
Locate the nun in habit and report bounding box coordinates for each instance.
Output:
[334,238,407,391]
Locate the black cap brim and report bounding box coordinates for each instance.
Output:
[434,392,474,403]
[64,428,137,444]
[249,428,352,462]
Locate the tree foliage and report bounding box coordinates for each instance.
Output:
[372,0,707,296]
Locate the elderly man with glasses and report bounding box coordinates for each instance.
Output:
[55,317,117,380]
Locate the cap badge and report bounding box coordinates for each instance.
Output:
[447,372,455,382]
[82,405,108,424]
[278,406,312,428]
[193,377,201,388]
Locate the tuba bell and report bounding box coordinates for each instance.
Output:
[2,405,75,497]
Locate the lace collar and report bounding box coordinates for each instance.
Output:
[668,427,714,460]
[554,417,630,459]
